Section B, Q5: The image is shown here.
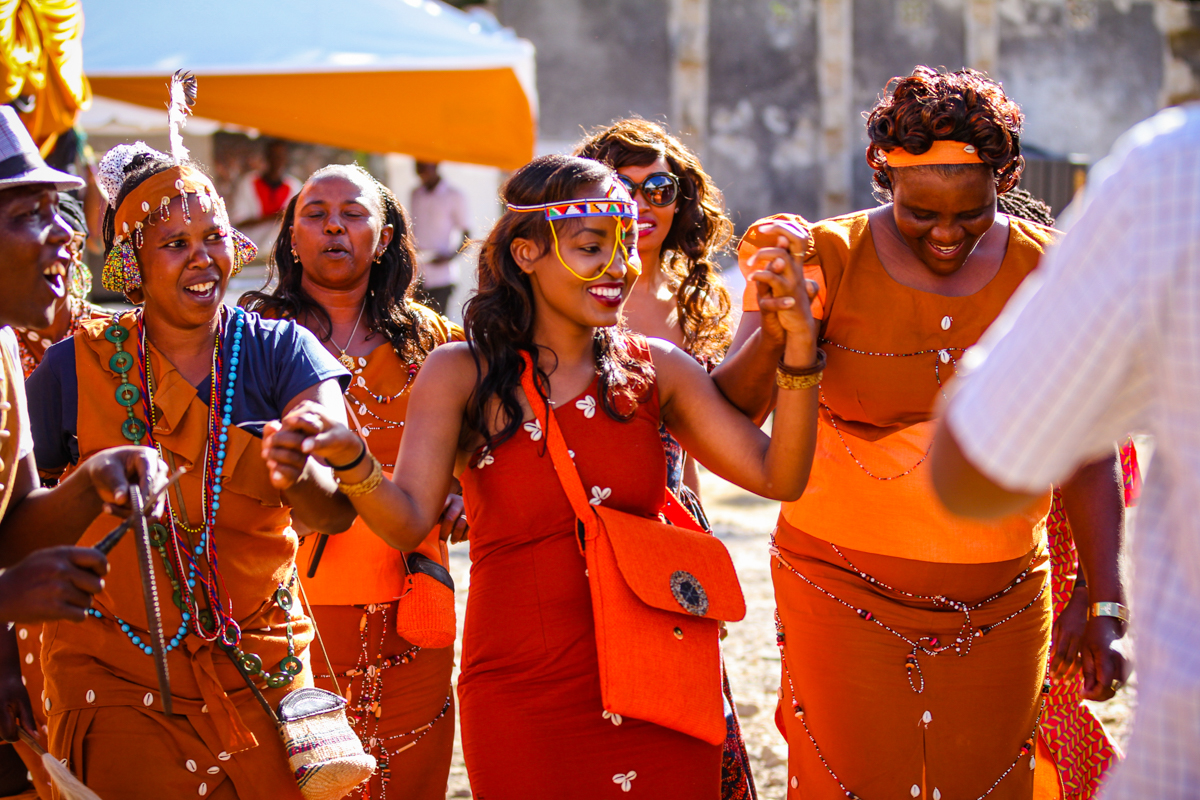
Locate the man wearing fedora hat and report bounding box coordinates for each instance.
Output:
[0,105,167,637]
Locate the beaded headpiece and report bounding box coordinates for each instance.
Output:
[506,181,639,281]
[99,72,257,294]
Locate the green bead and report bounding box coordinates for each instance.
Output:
[238,653,263,675]
[115,383,141,407]
[172,589,183,609]
[274,588,293,612]
[280,656,303,676]
[104,325,129,343]
[150,523,169,547]
[121,417,146,442]
[109,350,135,374]
[199,609,215,632]
[266,672,292,689]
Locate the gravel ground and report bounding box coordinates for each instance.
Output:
[441,463,1137,798]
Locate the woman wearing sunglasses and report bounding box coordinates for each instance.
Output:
[263,154,821,797]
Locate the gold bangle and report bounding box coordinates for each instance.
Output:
[776,369,822,390]
[336,454,383,497]
[1089,601,1130,624]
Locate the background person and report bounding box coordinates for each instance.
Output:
[932,102,1200,800]
[409,161,469,316]
[230,138,301,258]
[713,67,1126,799]
[242,163,465,800]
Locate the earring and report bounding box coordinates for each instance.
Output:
[102,238,141,293]
[291,246,300,264]
[231,229,257,276]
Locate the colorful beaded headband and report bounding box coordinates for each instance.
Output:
[505,182,639,282]
[882,140,984,168]
[102,163,257,294]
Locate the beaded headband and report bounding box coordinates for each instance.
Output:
[101,162,257,293]
[882,140,984,168]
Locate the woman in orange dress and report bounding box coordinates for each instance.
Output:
[265,153,822,798]
[24,139,357,798]
[714,68,1127,799]
[242,163,465,800]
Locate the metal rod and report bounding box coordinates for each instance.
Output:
[128,484,172,716]
[93,468,186,556]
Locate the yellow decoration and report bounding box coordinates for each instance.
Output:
[0,0,90,146]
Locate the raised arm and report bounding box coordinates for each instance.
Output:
[267,344,474,552]
[660,242,820,501]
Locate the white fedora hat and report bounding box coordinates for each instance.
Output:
[0,106,84,191]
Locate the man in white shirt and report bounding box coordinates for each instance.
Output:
[931,104,1200,798]
[230,139,301,259]
[410,161,470,315]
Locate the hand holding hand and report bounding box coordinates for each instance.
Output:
[0,546,109,624]
[746,223,819,365]
[264,401,362,490]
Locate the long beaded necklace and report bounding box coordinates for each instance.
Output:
[818,339,964,481]
[312,602,451,799]
[774,608,1046,800]
[93,309,302,687]
[769,534,1047,695]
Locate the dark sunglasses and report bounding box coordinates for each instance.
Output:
[616,172,680,207]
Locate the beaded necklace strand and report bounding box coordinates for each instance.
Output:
[91,309,302,688]
[343,353,418,463]
[818,339,964,481]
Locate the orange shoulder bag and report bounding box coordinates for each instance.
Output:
[519,354,746,745]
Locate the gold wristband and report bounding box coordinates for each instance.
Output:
[336,453,383,497]
[1089,601,1130,624]
[776,369,823,390]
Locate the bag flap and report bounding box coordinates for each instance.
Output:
[405,552,455,591]
[594,506,746,622]
[277,687,347,722]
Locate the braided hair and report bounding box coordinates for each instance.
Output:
[996,187,1055,226]
[240,164,438,365]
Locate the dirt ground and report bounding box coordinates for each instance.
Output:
[441,464,1138,798]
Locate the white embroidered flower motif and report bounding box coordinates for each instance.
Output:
[476,448,495,469]
[523,418,544,441]
[613,771,637,792]
[602,710,623,726]
[575,394,597,419]
[589,486,612,506]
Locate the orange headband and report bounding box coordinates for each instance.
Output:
[882,140,984,168]
[113,164,227,242]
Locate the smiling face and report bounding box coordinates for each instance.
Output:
[617,156,676,264]
[291,171,393,293]
[0,185,73,329]
[134,194,233,329]
[512,180,640,330]
[890,165,998,276]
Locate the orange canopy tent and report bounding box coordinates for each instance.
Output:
[0,0,89,149]
[82,0,537,170]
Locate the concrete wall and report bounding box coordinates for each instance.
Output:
[495,0,1196,228]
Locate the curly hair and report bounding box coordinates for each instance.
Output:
[464,154,653,449]
[239,164,438,365]
[865,66,1024,200]
[574,119,733,363]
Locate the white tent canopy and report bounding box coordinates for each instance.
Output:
[81,0,537,168]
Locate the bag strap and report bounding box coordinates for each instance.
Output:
[518,352,597,529]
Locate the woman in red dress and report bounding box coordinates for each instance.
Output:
[265,154,821,798]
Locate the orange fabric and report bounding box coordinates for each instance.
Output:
[115,166,217,237]
[1035,735,1066,800]
[774,517,1051,799]
[392,570,455,650]
[309,603,454,800]
[884,140,984,167]
[743,211,1055,562]
[521,351,742,745]
[299,306,461,605]
[457,351,720,797]
[0,0,90,145]
[42,316,311,798]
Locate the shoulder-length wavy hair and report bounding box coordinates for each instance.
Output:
[240,163,437,364]
[574,119,733,363]
[865,67,1024,201]
[464,154,653,449]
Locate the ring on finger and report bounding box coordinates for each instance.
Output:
[1110,678,1122,691]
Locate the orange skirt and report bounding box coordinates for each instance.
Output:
[309,603,454,800]
[773,517,1052,799]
